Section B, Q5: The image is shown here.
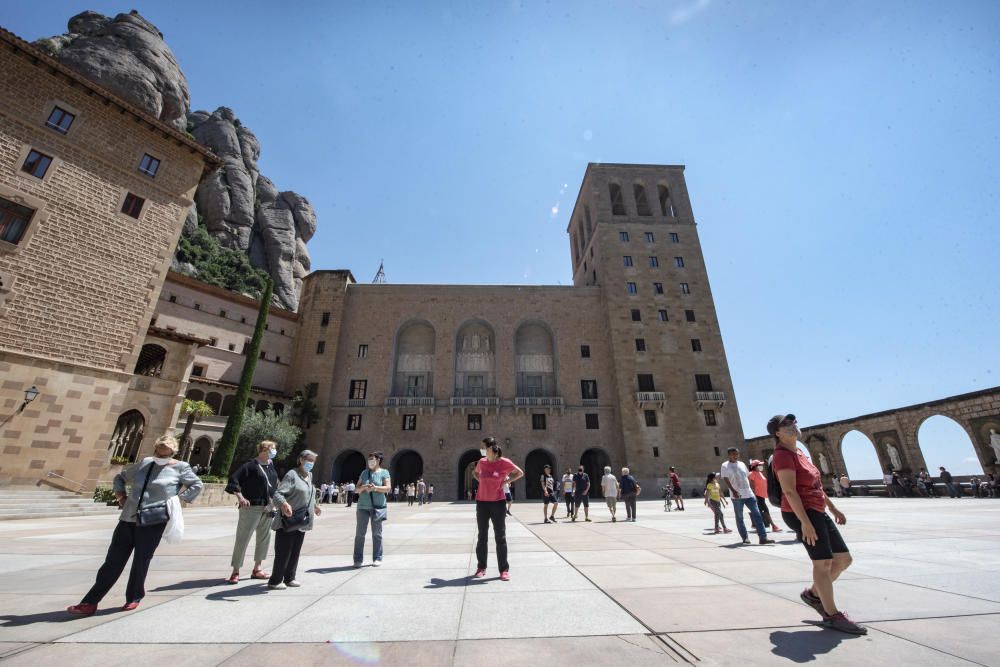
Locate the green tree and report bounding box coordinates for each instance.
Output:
[178,399,214,459]
[174,223,270,298]
[234,407,301,464]
[212,277,273,476]
[290,385,320,430]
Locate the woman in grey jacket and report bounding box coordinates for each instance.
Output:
[67,435,202,615]
[268,449,322,590]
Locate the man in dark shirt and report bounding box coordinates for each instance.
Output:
[939,467,960,498]
[571,466,591,522]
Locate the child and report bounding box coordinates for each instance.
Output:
[704,472,731,534]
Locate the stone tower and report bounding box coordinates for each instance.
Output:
[566,164,745,487]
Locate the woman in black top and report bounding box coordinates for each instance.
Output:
[225,440,279,584]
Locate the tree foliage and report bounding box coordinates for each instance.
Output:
[174,223,270,299]
[234,407,301,464]
[290,385,320,430]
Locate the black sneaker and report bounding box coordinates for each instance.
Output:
[759,538,775,545]
[822,611,867,635]
[800,588,825,617]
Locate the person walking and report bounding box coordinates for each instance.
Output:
[768,414,866,635]
[503,480,513,516]
[407,482,416,506]
[669,466,685,511]
[417,478,427,505]
[320,482,329,504]
[269,449,322,590]
[602,466,620,522]
[540,463,559,523]
[720,448,774,546]
[561,468,575,517]
[393,485,400,503]
[703,473,730,534]
[882,470,896,498]
[67,436,203,615]
[225,440,279,584]
[346,480,356,507]
[619,467,640,522]
[428,484,434,504]
[748,460,782,533]
[939,467,960,498]
[571,465,592,522]
[472,437,524,580]
[354,451,391,567]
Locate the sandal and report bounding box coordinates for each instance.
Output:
[226,572,240,584]
[251,569,270,580]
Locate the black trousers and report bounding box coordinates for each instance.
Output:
[754,495,775,526]
[83,520,166,605]
[622,492,637,519]
[269,529,306,585]
[475,500,509,573]
[564,492,574,514]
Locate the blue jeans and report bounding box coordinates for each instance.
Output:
[353,508,383,564]
[732,497,768,541]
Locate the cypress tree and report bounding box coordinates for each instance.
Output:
[211,277,273,476]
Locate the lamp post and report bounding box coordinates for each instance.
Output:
[19,385,39,412]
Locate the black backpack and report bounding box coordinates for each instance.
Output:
[766,455,784,508]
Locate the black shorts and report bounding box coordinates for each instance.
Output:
[544,493,559,504]
[573,494,589,508]
[504,492,512,502]
[672,485,682,496]
[781,509,849,561]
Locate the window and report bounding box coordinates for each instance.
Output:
[259,351,266,360]
[675,257,685,268]
[680,282,690,295]
[46,106,75,134]
[209,337,218,347]
[280,329,285,335]
[592,270,597,284]
[635,338,646,352]
[631,309,641,322]
[714,446,721,457]
[580,345,591,358]
[590,247,594,258]
[619,231,630,242]
[121,193,145,219]
[653,282,664,295]
[685,310,696,322]
[228,343,236,352]
[321,311,330,326]
[634,184,652,216]
[358,344,368,358]
[191,364,205,377]
[695,374,714,392]
[649,256,659,268]
[585,413,600,429]
[168,295,177,303]
[704,409,717,426]
[583,261,587,273]
[350,380,368,400]
[468,414,482,430]
[644,410,658,427]
[637,374,656,391]
[21,150,53,179]
[402,414,417,430]
[609,183,626,215]
[347,414,362,430]
[658,184,675,217]
[316,341,326,354]
[626,282,637,295]
[194,303,201,311]
[653,446,660,457]
[0,197,35,246]
[691,339,702,352]
[138,154,160,178]
[241,340,249,355]
[241,316,247,324]
[581,380,598,400]
[532,413,547,430]
[658,309,668,321]
[275,355,281,363]
[670,232,679,243]
[219,309,227,318]
[623,255,633,267]
[645,232,655,243]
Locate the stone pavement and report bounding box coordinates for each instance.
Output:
[0,497,997,666]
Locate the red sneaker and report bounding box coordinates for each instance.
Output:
[473,568,486,578]
[122,601,140,611]
[67,603,97,616]
[500,571,511,581]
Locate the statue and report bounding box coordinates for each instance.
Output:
[484,336,491,353]
[817,451,830,474]
[462,335,470,351]
[990,428,1000,463]
[471,334,480,351]
[886,442,902,471]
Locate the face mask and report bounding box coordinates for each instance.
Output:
[480,448,487,457]
[268,449,277,459]
[368,459,378,470]
[303,462,314,472]
[152,456,171,465]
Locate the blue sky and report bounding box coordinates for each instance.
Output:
[7,1,998,476]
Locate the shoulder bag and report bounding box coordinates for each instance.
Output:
[136,461,171,527]
[281,474,311,531]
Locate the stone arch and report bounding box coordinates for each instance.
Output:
[108,409,145,462]
[657,183,675,217]
[332,449,365,484]
[633,182,652,216]
[838,429,882,481]
[514,320,557,398]
[608,182,626,215]
[185,388,205,402]
[916,414,984,475]
[205,392,223,415]
[458,449,481,501]
[133,344,166,377]
[524,448,557,500]
[391,449,424,487]
[220,394,237,417]
[272,402,285,415]
[189,436,214,469]
[580,447,612,498]
[454,319,497,398]
[392,319,436,397]
[973,416,1000,469]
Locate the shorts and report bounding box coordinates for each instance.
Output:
[504,492,512,502]
[672,485,682,496]
[544,493,559,504]
[574,494,589,508]
[605,497,617,508]
[781,509,849,561]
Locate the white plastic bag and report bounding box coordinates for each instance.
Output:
[163,495,185,544]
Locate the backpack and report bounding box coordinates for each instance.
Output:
[766,454,784,508]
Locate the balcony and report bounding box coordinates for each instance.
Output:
[581,398,600,407]
[347,398,367,408]
[695,391,726,408]
[449,391,501,415]
[384,396,435,415]
[636,391,666,408]
[514,396,564,414]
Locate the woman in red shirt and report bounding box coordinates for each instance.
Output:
[768,414,865,635]
[471,437,524,581]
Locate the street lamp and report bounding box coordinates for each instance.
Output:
[19,385,39,412]
[438,438,444,449]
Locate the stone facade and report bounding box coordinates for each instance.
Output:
[0,28,215,486]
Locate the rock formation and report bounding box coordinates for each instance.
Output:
[35,10,189,132]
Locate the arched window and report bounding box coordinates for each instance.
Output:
[133,344,166,377]
[609,183,626,216]
[205,392,223,414]
[392,321,436,397]
[220,394,236,416]
[272,402,285,415]
[255,399,270,413]
[658,184,675,217]
[185,388,205,402]
[108,410,145,462]
[584,204,593,237]
[633,184,651,216]
[515,322,556,397]
[455,320,497,397]
[571,231,580,263]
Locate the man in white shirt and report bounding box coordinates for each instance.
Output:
[601,466,620,522]
[720,448,774,545]
[346,481,356,507]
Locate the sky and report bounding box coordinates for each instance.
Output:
[6,1,998,477]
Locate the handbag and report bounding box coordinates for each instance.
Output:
[364,470,388,522]
[281,505,310,531]
[136,461,170,527]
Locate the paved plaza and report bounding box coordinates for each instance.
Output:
[0,497,997,666]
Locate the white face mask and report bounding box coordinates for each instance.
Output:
[152,456,171,465]
[368,458,378,470]
[268,449,277,459]
[480,448,487,457]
